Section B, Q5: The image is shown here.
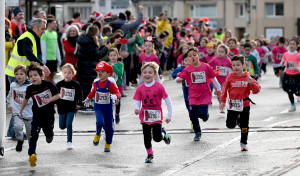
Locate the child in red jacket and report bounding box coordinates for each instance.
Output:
[220,55,261,151]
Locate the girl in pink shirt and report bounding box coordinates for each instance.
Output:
[281,38,300,112]
[176,44,189,67]
[133,62,172,163]
[176,47,221,141]
[197,37,208,62]
[204,43,216,63]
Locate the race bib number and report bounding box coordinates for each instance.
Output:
[112,72,118,82]
[144,110,161,123]
[13,90,25,100]
[228,99,243,112]
[60,88,75,101]
[245,61,251,70]
[34,89,52,107]
[191,72,206,84]
[216,66,228,76]
[276,53,283,60]
[287,61,297,69]
[95,92,110,104]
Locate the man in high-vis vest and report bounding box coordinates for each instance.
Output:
[6,18,50,83]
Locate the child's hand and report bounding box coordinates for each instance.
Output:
[42,98,50,104]
[76,105,81,109]
[134,109,140,115]
[8,107,12,112]
[165,119,171,124]
[247,74,254,85]
[110,94,117,101]
[14,98,20,103]
[219,103,226,111]
[83,98,92,107]
[176,77,183,83]
[217,91,222,97]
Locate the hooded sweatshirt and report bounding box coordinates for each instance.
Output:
[221,72,261,107]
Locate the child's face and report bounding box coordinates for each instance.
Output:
[239,46,245,53]
[144,41,153,53]
[15,70,26,84]
[250,42,256,50]
[225,32,231,38]
[182,46,189,54]
[244,47,251,56]
[187,50,200,66]
[256,41,261,47]
[97,70,109,81]
[228,40,236,49]
[183,57,191,66]
[62,67,73,82]
[141,66,156,84]
[232,60,244,75]
[278,42,284,48]
[289,41,297,51]
[109,51,118,63]
[29,70,42,85]
[200,39,207,47]
[207,47,214,54]
[217,47,227,58]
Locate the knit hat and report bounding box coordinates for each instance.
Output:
[95,62,113,76]
[118,12,127,21]
[94,11,103,20]
[13,8,23,16]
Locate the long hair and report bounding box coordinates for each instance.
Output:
[87,25,100,49]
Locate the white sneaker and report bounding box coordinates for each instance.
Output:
[288,105,296,112]
[67,142,73,150]
[297,97,300,102]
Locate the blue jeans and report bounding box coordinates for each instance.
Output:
[189,105,209,134]
[7,76,17,138]
[59,112,75,142]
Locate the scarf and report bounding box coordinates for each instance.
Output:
[67,36,78,48]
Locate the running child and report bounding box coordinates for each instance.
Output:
[19,62,60,167]
[56,63,83,150]
[176,47,221,141]
[228,37,239,59]
[271,37,288,87]
[7,65,33,152]
[133,62,172,163]
[280,38,300,112]
[204,43,216,63]
[83,62,120,152]
[197,37,208,62]
[107,48,124,124]
[220,55,261,151]
[176,44,189,67]
[243,43,260,80]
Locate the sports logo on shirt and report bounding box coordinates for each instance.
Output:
[60,88,75,101]
[33,89,52,107]
[191,71,206,84]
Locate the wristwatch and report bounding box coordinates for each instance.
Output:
[19,114,23,118]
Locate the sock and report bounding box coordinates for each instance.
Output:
[146,148,153,155]
[291,103,295,106]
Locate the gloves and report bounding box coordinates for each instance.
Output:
[83,98,92,107]
[110,94,117,101]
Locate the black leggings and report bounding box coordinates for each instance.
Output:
[226,107,250,144]
[288,93,294,104]
[142,123,162,149]
[116,98,121,114]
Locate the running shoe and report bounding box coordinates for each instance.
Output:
[0,147,3,156]
[67,142,73,150]
[104,143,110,152]
[194,132,201,141]
[240,143,248,151]
[145,154,153,163]
[115,114,120,124]
[93,134,101,146]
[29,154,37,167]
[288,105,296,112]
[16,140,23,152]
[46,136,53,143]
[162,128,171,145]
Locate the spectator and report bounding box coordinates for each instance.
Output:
[11,8,26,40]
[29,10,39,28]
[71,12,84,28]
[37,11,47,20]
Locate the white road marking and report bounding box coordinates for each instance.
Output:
[280,109,289,114]
[263,116,277,122]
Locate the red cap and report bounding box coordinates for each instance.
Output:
[104,12,112,18]
[145,36,153,43]
[95,62,113,76]
[186,17,192,22]
[94,11,103,20]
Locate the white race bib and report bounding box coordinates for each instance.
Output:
[276,53,283,60]
[228,99,243,112]
[191,71,206,84]
[216,66,228,76]
[13,90,25,99]
[60,88,75,101]
[245,61,251,70]
[95,92,110,104]
[287,61,297,69]
[144,110,161,123]
[34,89,52,107]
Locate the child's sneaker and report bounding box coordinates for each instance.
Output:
[46,136,53,143]
[145,154,153,163]
[104,143,110,152]
[93,134,100,146]
[67,142,73,150]
[0,147,3,156]
[115,114,120,124]
[220,110,225,114]
[240,143,248,151]
[288,105,296,112]
[16,140,23,152]
[29,154,37,167]
[162,128,171,145]
[194,132,201,141]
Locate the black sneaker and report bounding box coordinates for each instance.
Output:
[0,147,4,156]
[121,92,127,97]
[46,136,53,143]
[115,114,120,124]
[145,154,153,163]
[162,128,171,145]
[16,140,23,152]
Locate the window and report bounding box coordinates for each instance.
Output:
[265,3,284,17]
[237,3,246,18]
[69,7,92,21]
[148,6,163,17]
[190,5,217,18]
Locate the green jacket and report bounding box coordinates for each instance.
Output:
[108,61,124,86]
[244,54,260,76]
[127,31,146,54]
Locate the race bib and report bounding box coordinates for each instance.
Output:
[287,61,297,69]
[144,110,161,123]
[216,66,228,76]
[191,71,206,84]
[60,88,75,101]
[228,99,243,112]
[13,90,25,100]
[112,72,118,82]
[199,52,205,59]
[276,53,283,60]
[34,89,52,107]
[244,61,251,70]
[95,92,110,104]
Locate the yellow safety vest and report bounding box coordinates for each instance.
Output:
[5,31,37,77]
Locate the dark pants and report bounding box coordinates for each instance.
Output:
[28,117,54,156]
[189,105,209,134]
[116,98,121,115]
[142,123,162,149]
[124,55,131,86]
[226,106,250,144]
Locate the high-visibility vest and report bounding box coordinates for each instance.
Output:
[5,31,37,77]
